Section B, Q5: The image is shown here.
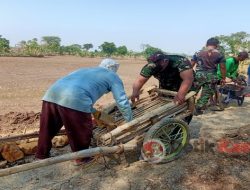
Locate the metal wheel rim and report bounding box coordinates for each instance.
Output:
[151,122,188,161]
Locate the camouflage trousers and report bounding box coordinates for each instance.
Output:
[193,71,219,109]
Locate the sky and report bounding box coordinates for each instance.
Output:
[0,0,249,55]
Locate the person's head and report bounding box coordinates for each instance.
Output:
[206,37,220,50]
[147,51,169,71]
[99,58,120,72]
[237,51,249,61]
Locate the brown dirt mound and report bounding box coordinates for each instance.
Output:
[0,111,40,125]
[0,112,40,136]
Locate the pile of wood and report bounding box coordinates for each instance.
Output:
[93,87,195,146]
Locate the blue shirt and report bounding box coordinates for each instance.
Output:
[43,67,133,122]
[248,65,250,76]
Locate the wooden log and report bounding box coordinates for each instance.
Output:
[100,103,176,142]
[95,104,188,146]
[111,105,189,145]
[175,111,192,120]
[102,107,186,144]
[113,105,188,145]
[156,89,196,98]
[115,100,166,123]
[0,144,137,177]
[100,91,195,142]
[95,98,188,146]
[110,98,165,125]
[0,130,66,143]
[156,89,178,97]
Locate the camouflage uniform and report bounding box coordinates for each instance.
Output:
[140,55,192,91]
[192,49,225,109]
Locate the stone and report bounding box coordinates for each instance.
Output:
[0,160,7,168]
[18,141,38,155]
[1,143,24,162]
[190,124,250,156]
[52,135,69,148]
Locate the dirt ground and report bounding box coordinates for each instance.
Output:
[0,56,249,190]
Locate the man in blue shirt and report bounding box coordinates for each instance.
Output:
[36,59,133,165]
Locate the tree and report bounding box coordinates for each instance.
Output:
[143,44,162,58]
[60,44,82,55]
[0,35,10,54]
[216,32,250,56]
[99,42,117,56]
[41,36,61,55]
[116,45,128,56]
[18,40,27,48]
[24,38,43,56]
[69,44,82,55]
[83,43,93,51]
[13,40,27,55]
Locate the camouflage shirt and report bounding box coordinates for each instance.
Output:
[192,49,225,72]
[140,55,192,91]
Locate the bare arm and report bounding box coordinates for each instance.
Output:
[174,69,194,104]
[191,60,197,68]
[131,75,149,103]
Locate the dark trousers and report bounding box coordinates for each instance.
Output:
[36,101,93,159]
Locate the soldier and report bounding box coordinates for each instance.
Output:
[192,38,226,115]
[131,51,194,123]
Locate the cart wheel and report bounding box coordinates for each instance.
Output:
[142,118,189,163]
[237,96,245,106]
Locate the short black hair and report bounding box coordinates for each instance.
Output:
[206,38,220,46]
[147,51,169,63]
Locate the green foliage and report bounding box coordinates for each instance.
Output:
[116,45,128,56]
[143,44,162,58]
[42,36,61,55]
[216,32,250,56]
[99,42,117,56]
[60,44,82,56]
[0,35,10,54]
[83,43,93,51]
[3,31,248,59]
[23,38,44,56]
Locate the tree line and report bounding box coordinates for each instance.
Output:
[0,32,249,58]
[0,36,154,58]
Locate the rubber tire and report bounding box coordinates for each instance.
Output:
[143,118,190,163]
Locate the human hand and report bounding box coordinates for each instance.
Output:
[174,93,185,105]
[131,92,140,104]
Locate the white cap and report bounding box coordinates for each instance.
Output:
[99,58,120,73]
